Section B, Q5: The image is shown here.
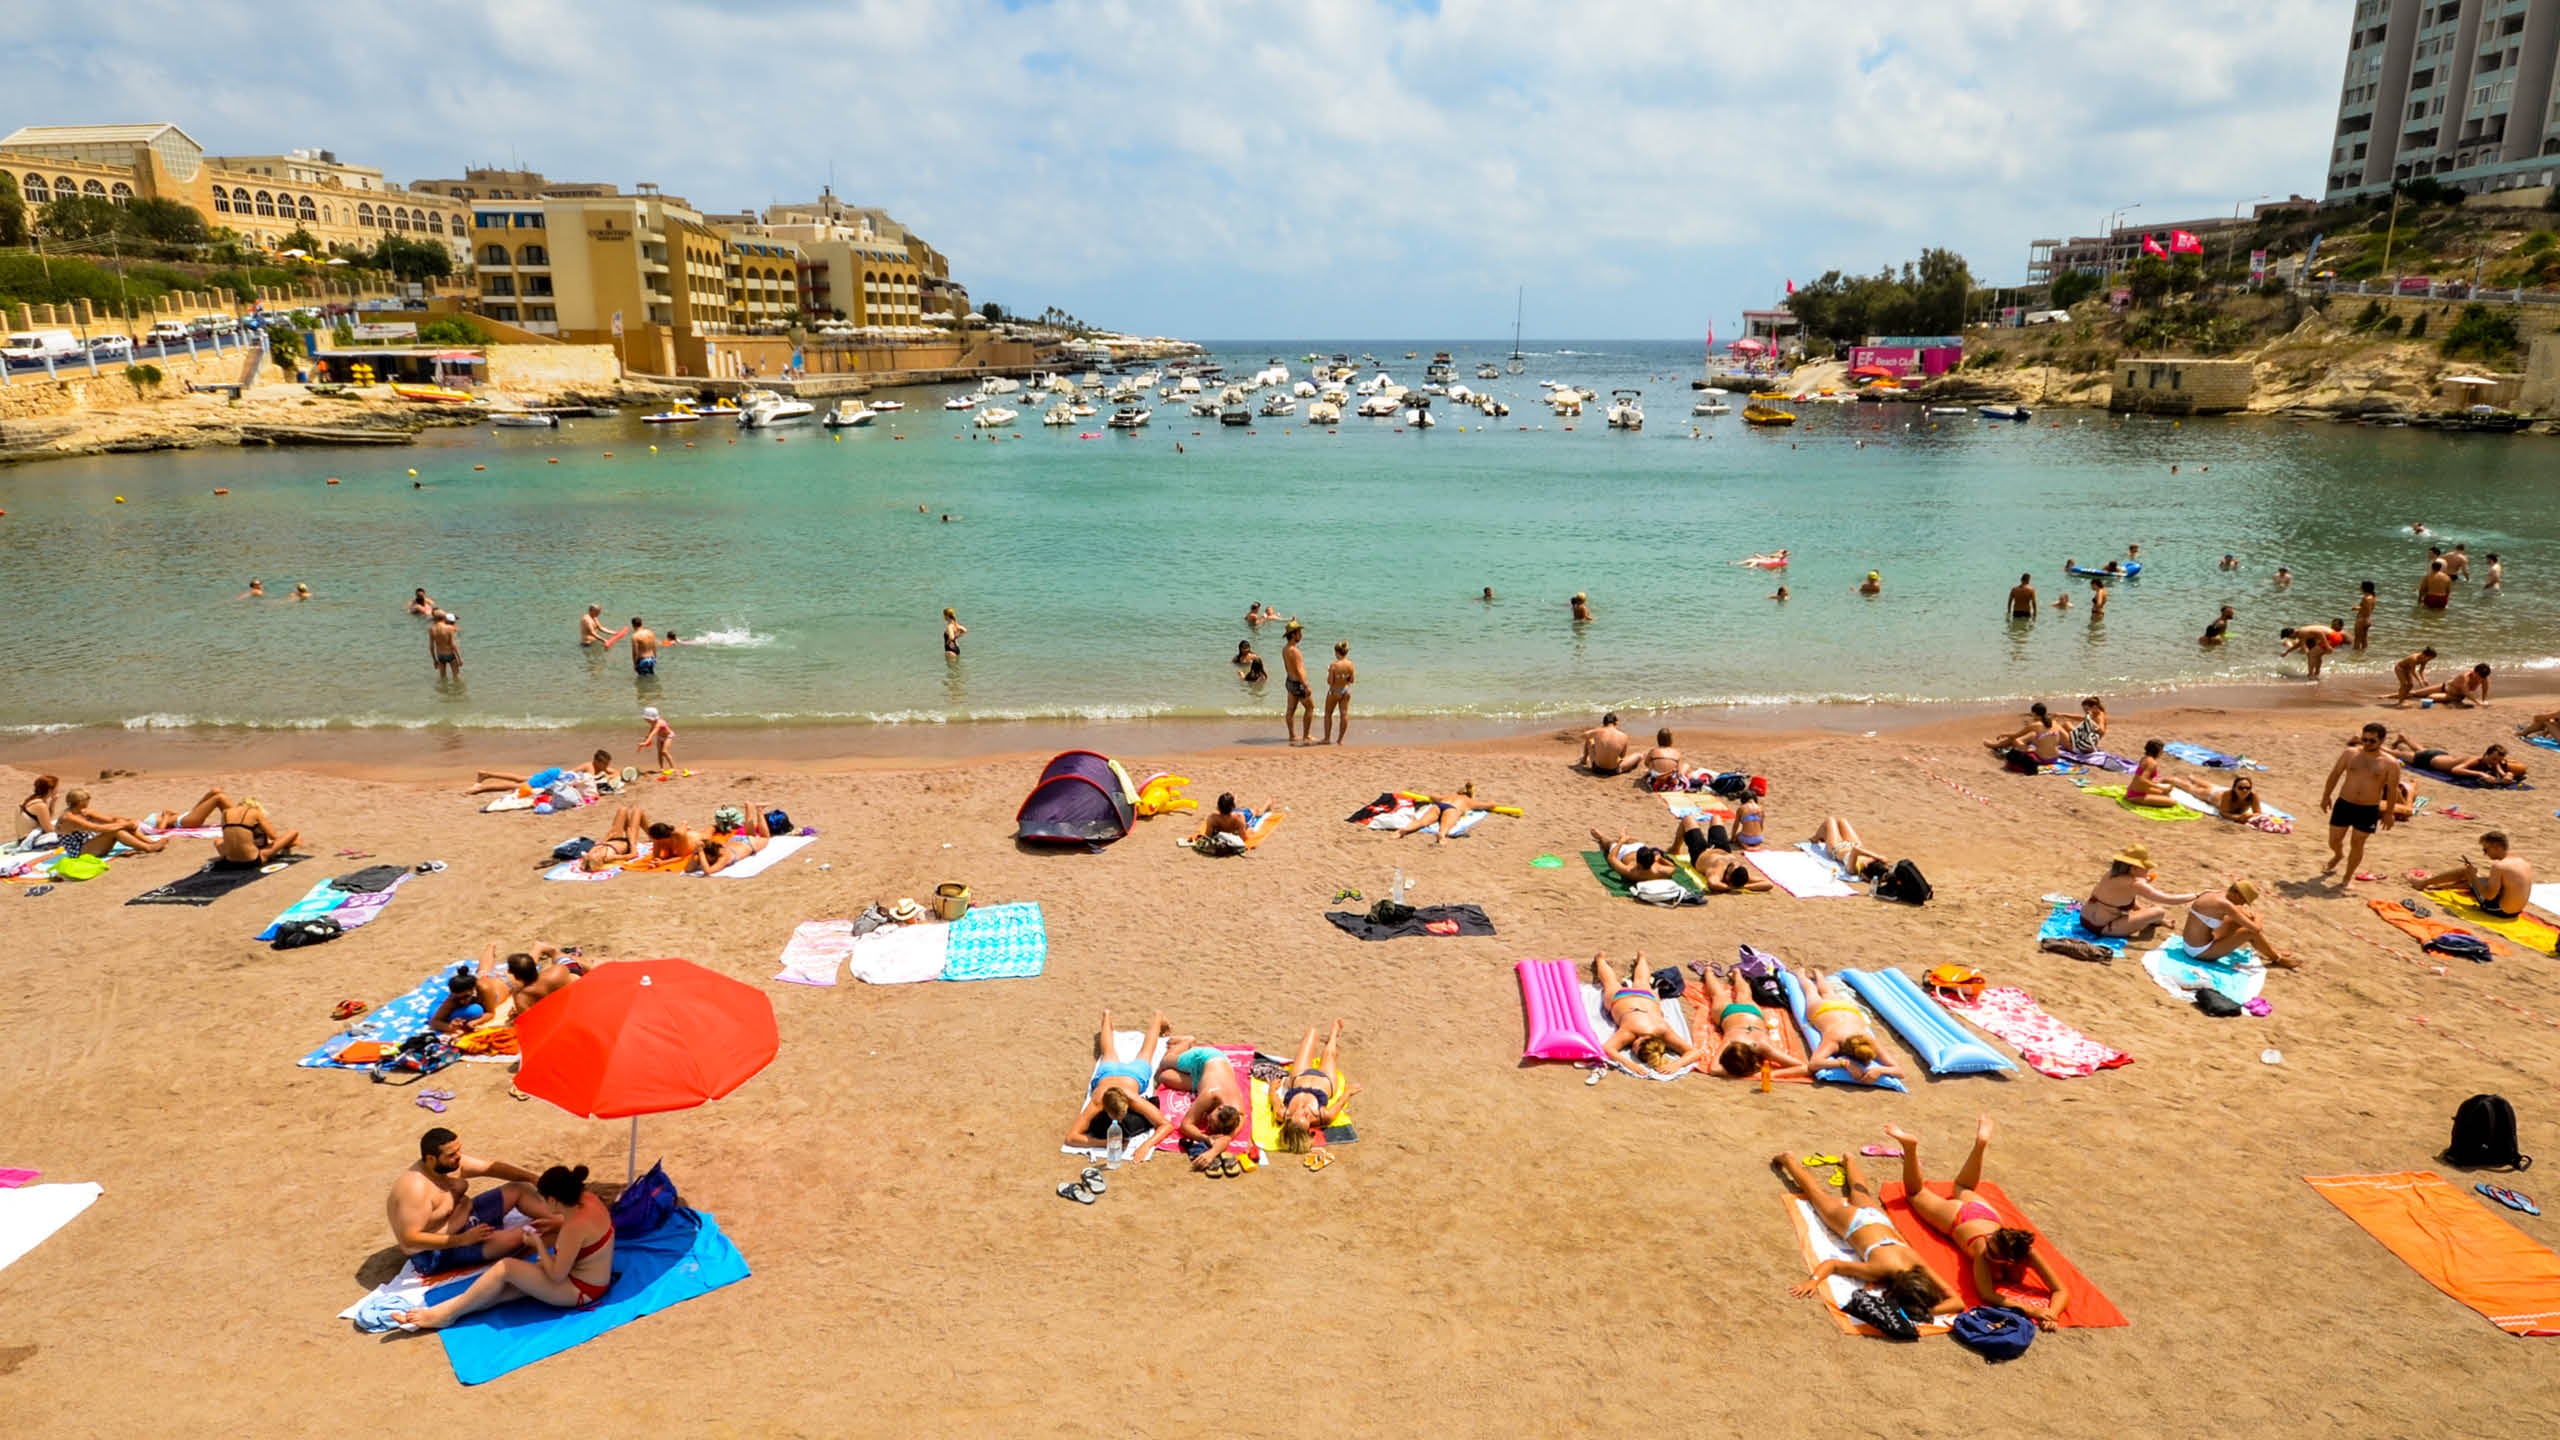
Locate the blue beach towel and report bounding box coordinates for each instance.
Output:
[2161,742,2264,771]
[297,964,465,1068]
[429,1207,751,1386]
[2141,938,2263,1005]
[2523,735,2560,754]
[939,901,1048,981]
[2038,901,2128,954]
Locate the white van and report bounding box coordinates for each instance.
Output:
[1,329,83,362]
[145,320,191,349]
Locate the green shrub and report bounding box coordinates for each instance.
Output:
[2379,313,2404,335]
[2407,312,2428,339]
[2439,302,2521,362]
[124,362,163,398]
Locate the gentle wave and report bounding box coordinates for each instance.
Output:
[680,624,777,649]
[114,712,584,732]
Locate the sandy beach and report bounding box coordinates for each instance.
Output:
[6,681,2559,1435]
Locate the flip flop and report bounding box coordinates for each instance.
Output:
[1859,1145,1902,1159]
[414,1094,446,1113]
[2478,1183,2541,1216]
[1304,1150,1335,1172]
[1801,1153,1843,1167]
[1079,1167,1107,1196]
[332,1000,368,1021]
[1218,1154,1244,1179]
[1055,1180,1096,1204]
[24,885,52,897]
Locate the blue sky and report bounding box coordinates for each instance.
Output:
[14,0,2344,339]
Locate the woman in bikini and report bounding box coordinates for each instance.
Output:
[1697,966,1808,1078]
[1272,1019,1360,1152]
[51,789,172,858]
[1322,640,1355,745]
[1592,952,1710,1076]
[2075,844,2198,938]
[394,1164,616,1329]
[1778,1149,1963,1324]
[1065,1008,1171,1154]
[1398,783,1490,846]
[1809,816,1891,882]
[2180,772,2265,821]
[1799,967,1901,1083]
[572,805,651,872]
[688,806,773,875]
[1882,1118,2071,1329]
[2181,879,2291,966]
[2121,739,2180,806]
[16,775,62,842]
[1232,641,1267,684]
[203,792,300,864]
[1155,1034,1248,1174]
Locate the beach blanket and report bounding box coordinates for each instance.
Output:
[2140,939,2264,1005]
[2533,882,2560,921]
[2059,748,2137,773]
[2369,897,2512,958]
[1154,1044,1260,1156]
[1579,850,1705,900]
[0,1182,102,1276]
[844,922,951,985]
[2424,890,2560,956]
[2163,742,2263,770]
[298,965,463,1069]
[2525,734,2560,754]
[0,1169,39,1189]
[709,832,815,879]
[254,872,409,941]
[2082,784,2205,821]
[1747,846,1860,899]
[428,1207,750,1384]
[2169,788,2295,828]
[1347,794,1486,839]
[1938,985,2132,1078]
[1324,903,1495,940]
[542,859,620,882]
[1661,795,1738,826]
[1250,1070,1357,1155]
[2308,1172,2560,1337]
[941,902,1047,981]
[1579,982,1699,1081]
[1064,1029,1169,1160]
[126,854,305,906]
[1,846,63,881]
[2038,901,2127,954]
[1788,1182,2126,1337]
[2412,766,2534,791]
[772,920,855,986]
[481,791,543,813]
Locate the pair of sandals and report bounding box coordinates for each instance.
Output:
[1056,1167,1109,1204]
[2477,1183,2541,1217]
[1199,1154,1245,1179]
[412,1089,456,1114]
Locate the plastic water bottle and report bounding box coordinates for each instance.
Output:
[1104,1119,1125,1169]
[1391,867,1407,907]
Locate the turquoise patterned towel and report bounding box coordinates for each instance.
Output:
[939,901,1047,981]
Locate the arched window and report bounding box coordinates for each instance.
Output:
[56,177,75,197]
[427,213,445,235]
[109,181,132,205]
[320,204,332,225]
[252,189,272,215]
[357,202,374,227]
[211,187,230,212]
[518,244,547,266]
[481,243,510,266]
[394,207,411,231]
[298,196,316,220]
[20,174,46,203]
[84,179,108,198]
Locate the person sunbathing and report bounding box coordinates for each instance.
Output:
[2178,773,2264,821]
[395,1164,615,1330]
[1192,792,1281,852]
[2410,662,2494,708]
[2121,740,2180,806]
[1799,967,1901,1083]
[1695,852,1771,894]
[689,807,773,874]
[1156,1035,1248,1173]
[2517,710,2560,743]
[2075,844,2198,938]
[431,961,510,1036]
[16,774,62,842]
[1068,1008,1171,1153]
[502,944,584,1020]
[1697,966,1808,1078]
[574,804,649,871]
[1272,1019,1360,1152]
[1882,1118,2070,1329]
[1397,783,1489,846]
[2388,737,2526,787]
[2180,880,2290,966]
[1777,1149,1962,1322]
[644,817,697,863]
[1809,817,1891,882]
[1983,703,2065,773]
[467,749,616,797]
[1592,826,1679,883]
[1591,951,1710,1075]
[187,790,300,864]
[50,788,170,857]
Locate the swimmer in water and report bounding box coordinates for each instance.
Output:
[239,579,265,599]
[1770,586,1789,602]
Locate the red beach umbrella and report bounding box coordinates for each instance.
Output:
[1847,364,1897,379]
[514,958,778,1179]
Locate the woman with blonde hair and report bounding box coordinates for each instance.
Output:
[1799,967,1902,1085]
[1271,1020,1360,1153]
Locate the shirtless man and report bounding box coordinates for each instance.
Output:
[1322,641,1355,744]
[1581,712,1637,774]
[2321,722,2401,884]
[501,944,583,1020]
[2446,544,2472,582]
[2200,605,2236,646]
[2006,573,2037,619]
[578,605,627,649]
[408,587,435,617]
[1282,623,1313,746]
[2415,831,2534,917]
[2412,662,2494,708]
[2279,621,2348,678]
[428,610,461,679]
[2419,559,2453,611]
[627,618,661,676]
[2352,582,2377,651]
[2389,647,2438,705]
[1590,952,1709,1076]
[387,1128,546,1275]
[1569,592,1592,623]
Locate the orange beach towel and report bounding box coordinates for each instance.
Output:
[2308,1171,2560,1336]
[1687,981,1811,1085]
[1788,1179,2127,1336]
[2368,898,2510,958]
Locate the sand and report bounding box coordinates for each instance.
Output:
[5,685,2560,1434]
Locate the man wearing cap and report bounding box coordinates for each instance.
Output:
[2321,722,2401,885]
[1281,622,1312,746]
[2180,881,2291,967]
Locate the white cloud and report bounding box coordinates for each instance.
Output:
[12,0,2342,335]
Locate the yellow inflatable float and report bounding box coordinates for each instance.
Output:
[1136,773,1197,817]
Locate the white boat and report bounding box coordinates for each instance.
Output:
[1176,377,1203,395]
[1478,398,1510,417]
[981,376,1021,395]
[1607,390,1645,429]
[1044,372,1077,394]
[1927,405,1969,416]
[972,406,1019,428]
[1070,402,1096,417]
[1218,385,1249,406]
[868,399,905,412]
[739,395,815,427]
[640,404,702,425]
[1476,362,1501,379]
[1292,380,1317,398]
[1042,403,1076,426]
[491,412,559,428]
[1356,394,1400,417]
[943,393,982,411]
[1403,395,1436,428]
[1106,406,1152,428]
[1692,400,1730,416]
[1108,382,1142,403]
[1259,395,1295,417]
[1549,389,1584,416]
[822,401,876,428]
[1190,399,1222,418]
[1307,399,1342,424]
[1078,370,1105,388]
[1446,384,1475,404]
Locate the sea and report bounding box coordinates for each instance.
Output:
[1,340,2550,742]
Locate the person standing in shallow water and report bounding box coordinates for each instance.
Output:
[1323,641,1355,745]
[1569,592,1592,623]
[1282,623,1312,746]
[942,607,967,658]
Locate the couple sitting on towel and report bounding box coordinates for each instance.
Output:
[385,1127,615,1328]
[1781,1116,2070,1330]
[575,803,773,874]
[433,941,587,1033]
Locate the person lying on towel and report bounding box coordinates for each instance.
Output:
[395,1164,616,1328]
[1798,968,1902,1084]
[1591,824,1769,895]
[687,805,773,874]
[1592,952,1712,1076]
[2388,736,2528,787]
[501,943,585,1022]
[1883,1117,2072,1329]
[389,1126,549,1275]
[1069,1009,1170,1155]
[466,749,615,796]
[432,961,512,1036]
[1778,1148,1963,1323]
[1155,1035,1248,1174]
[1697,967,1810,1079]
[1272,1020,1360,1150]
[1190,792,1281,853]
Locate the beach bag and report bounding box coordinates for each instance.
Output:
[610,1161,684,1237]
[1365,898,1416,926]
[2422,933,2494,964]
[1950,1306,2037,1362]
[1842,1287,1919,1341]
[1875,860,1932,906]
[1924,965,1986,1001]
[552,836,596,861]
[764,808,793,835]
[1708,771,1752,799]
[2192,987,2243,1018]
[1650,965,1685,999]
[2446,1094,2531,1171]
[270,915,344,950]
[1631,878,1702,907]
[53,853,108,881]
[370,1032,457,1084]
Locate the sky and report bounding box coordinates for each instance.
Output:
[12,0,2346,339]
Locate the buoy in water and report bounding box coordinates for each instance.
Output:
[603,451,613,457]
[474,464,485,471]
[407,468,418,476]
[547,457,559,464]
[115,496,125,503]
[213,488,228,495]
[327,478,339,485]
[649,445,657,452]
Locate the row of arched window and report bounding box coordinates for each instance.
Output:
[18,174,133,205]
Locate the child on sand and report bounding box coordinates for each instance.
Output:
[638,707,677,773]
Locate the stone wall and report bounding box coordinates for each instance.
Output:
[2110,358,2254,414]
[2522,336,2560,417]
[481,343,621,395]
[0,349,249,422]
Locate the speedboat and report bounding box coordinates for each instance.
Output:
[641,403,701,424]
[1106,406,1152,428]
[1403,395,1435,428]
[1927,406,1969,416]
[1425,352,1455,383]
[1478,397,1509,417]
[739,395,815,427]
[822,401,875,428]
[1978,405,2031,421]
[1070,402,1096,417]
[1191,399,1223,418]
[1692,399,1730,416]
[1042,403,1076,426]
[1219,402,1252,426]
[1356,394,1400,417]
[490,411,558,428]
[1259,395,1295,417]
[981,376,1021,395]
[1307,399,1342,424]
[1606,390,1644,429]
[1476,362,1500,379]
[868,399,904,412]
[972,406,1019,428]
[943,393,982,411]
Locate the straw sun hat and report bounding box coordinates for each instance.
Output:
[890,897,926,923]
[2110,844,2155,871]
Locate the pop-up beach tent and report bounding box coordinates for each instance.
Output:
[1016,750,1137,845]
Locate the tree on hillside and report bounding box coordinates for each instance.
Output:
[39,193,121,242]
[0,172,24,248]
[2049,269,2102,310]
[1784,247,1975,344]
[278,227,321,256]
[979,300,1007,323]
[368,235,452,283]
[121,197,207,245]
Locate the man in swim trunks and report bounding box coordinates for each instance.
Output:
[1858,571,1882,596]
[2413,831,2534,917]
[628,618,660,676]
[1592,952,1710,1075]
[2006,573,2037,619]
[389,1129,548,1275]
[1282,623,1312,746]
[2412,662,2494,708]
[2273,567,2292,588]
[2278,622,2347,677]
[2388,737,2525,787]
[2389,647,2438,705]
[2446,544,2471,582]
[2320,722,2401,884]
[579,605,626,648]
[2419,559,2453,611]
[1581,713,1637,774]
[2199,605,2236,646]
[428,610,461,678]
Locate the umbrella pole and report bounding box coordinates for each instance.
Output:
[628,1116,638,1186]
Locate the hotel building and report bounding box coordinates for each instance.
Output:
[2324,0,2560,199]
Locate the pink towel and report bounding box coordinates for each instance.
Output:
[1154,1044,1260,1157]
[1938,985,2131,1079]
[0,1169,38,1189]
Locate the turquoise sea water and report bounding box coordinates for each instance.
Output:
[1,340,2551,737]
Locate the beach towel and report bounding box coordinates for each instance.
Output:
[940,901,1048,981]
[844,922,951,985]
[772,919,855,986]
[2059,748,2137,773]
[2037,902,2127,954]
[126,854,305,906]
[254,872,409,941]
[2140,939,2264,1005]
[1773,966,1903,1090]
[2162,742,2263,770]
[0,1169,40,1189]
[1154,1044,1260,1156]
[2082,784,2205,821]
[429,1207,752,1384]
[298,965,464,1069]
[2526,734,2560,754]
[2532,882,2560,921]
[2369,897,2512,958]
[707,832,815,879]
[1788,1182,2126,1337]
[2308,1171,2560,1336]
[1250,1070,1356,1155]
[543,859,620,882]
[1661,795,1738,826]
[1938,985,2132,1079]
[1579,982,1699,1080]
[1748,847,1861,899]
[2169,787,2295,824]
[1323,903,1496,940]
[1701,977,1814,1085]
[481,791,543,813]
[0,1181,102,1276]
[2424,890,2560,956]
[2412,766,2535,792]
[1065,1029,1170,1160]
[1580,850,1705,900]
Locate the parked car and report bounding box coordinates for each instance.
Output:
[145,321,191,349]
[87,334,133,359]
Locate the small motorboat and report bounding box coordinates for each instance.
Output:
[980,376,1021,395]
[1105,406,1152,429]
[1219,403,1252,426]
[1978,404,2032,421]
[1742,403,1797,427]
[1307,399,1342,424]
[868,399,905,412]
[1476,362,1501,379]
[1606,389,1644,429]
[739,395,815,427]
[943,393,982,411]
[391,383,474,404]
[972,406,1020,429]
[1692,399,1730,416]
[1259,395,1295,417]
[490,411,558,428]
[1041,403,1076,426]
[641,403,702,424]
[822,401,875,428]
[1926,406,1969,416]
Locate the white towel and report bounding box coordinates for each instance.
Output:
[0,1182,102,1275]
[708,832,815,879]
[1578,982,1697,1081]
[774,919,855,986]
[1064,1030,1172,1159]
[845,921,951,985]
[1747,847,1860,899]
[2529,882,2560,920]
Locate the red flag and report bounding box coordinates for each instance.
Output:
[2170,229,2203,255]
[2141,235,2168,259]
[1785,278,1794,295]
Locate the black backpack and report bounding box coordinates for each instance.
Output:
[270,915,344,950]
[1875,859,1932,905]
[2445,1094,2532,1171]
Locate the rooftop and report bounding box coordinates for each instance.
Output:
[1,122,200,149]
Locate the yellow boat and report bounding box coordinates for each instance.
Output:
[1743,403,1797,426]
[391,383,474,404]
